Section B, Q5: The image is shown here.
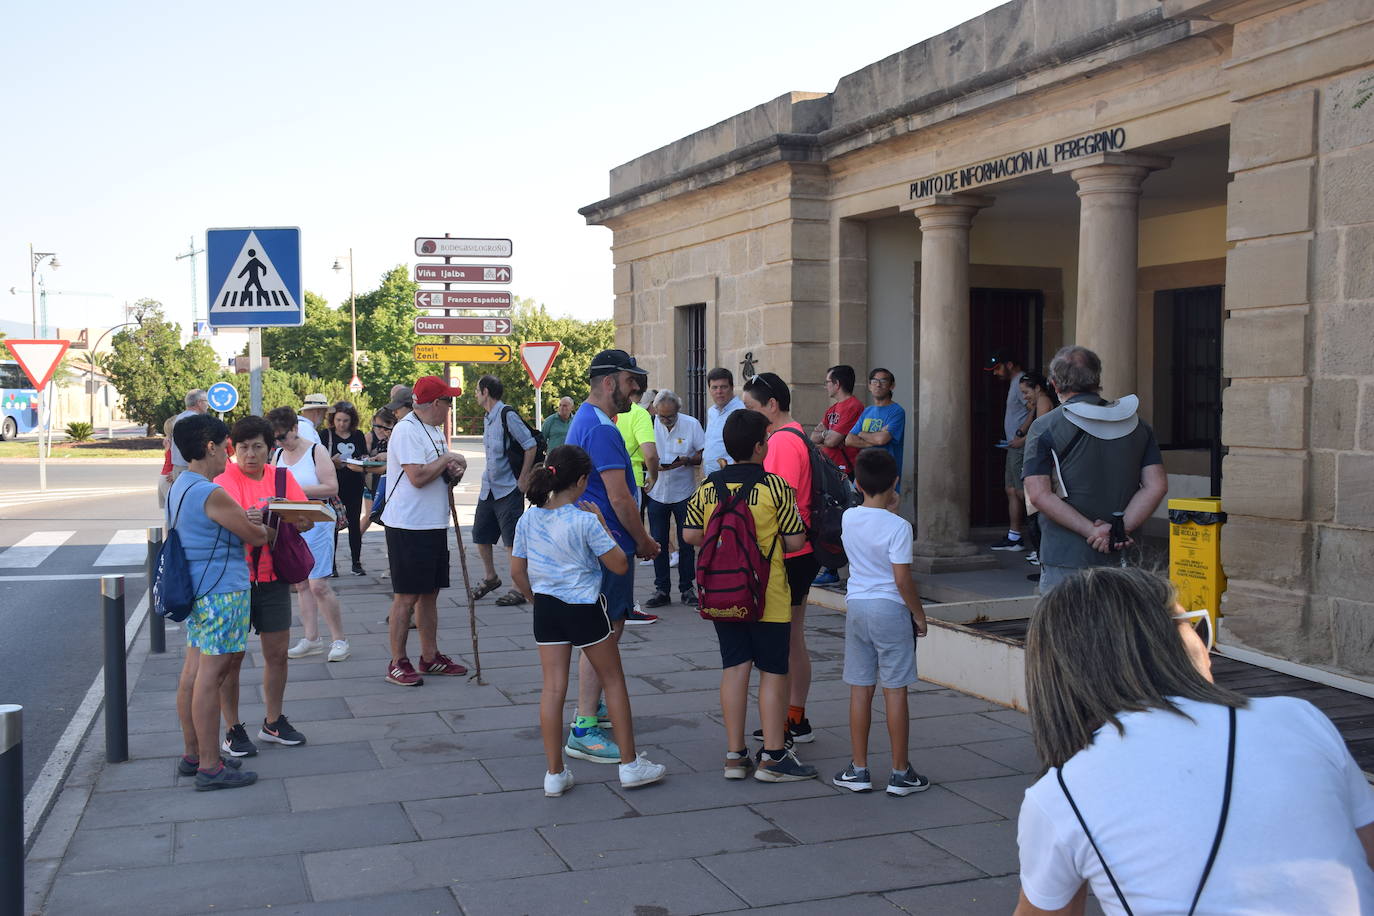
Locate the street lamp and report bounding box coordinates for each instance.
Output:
[28,244,59,337]
[332,250,357,384]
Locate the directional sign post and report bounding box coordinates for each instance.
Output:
[415,238,512,258]
[414,315,512,336]
[519,342,562,428]
[413,343,513,364]
[413,264,512,284]
[4,339,71,493]
[414,291,512,310]
[205,381,239,414]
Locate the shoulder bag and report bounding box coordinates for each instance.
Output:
[254,467,314,584]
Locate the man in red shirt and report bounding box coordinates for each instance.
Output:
[742,372,819,744]
[810,365,862,587]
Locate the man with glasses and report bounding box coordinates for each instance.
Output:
[846,368,906,507]
[811,365,863,587]
[168,388,209,481]
[703,368,745,471]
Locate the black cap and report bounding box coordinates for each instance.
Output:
[385,385,413,410]
[984,351,1015,370]
[588,349,647,379]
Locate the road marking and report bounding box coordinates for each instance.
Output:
[0,530,75,568]
[0,486,154,511]
[0,573,146,582]
[93,529,147,567]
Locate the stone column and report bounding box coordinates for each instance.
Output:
[905,194,997,573]
[1058,152,1170,399]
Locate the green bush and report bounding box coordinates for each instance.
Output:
[65,421,94,442]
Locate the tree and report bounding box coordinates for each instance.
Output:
[258,292,350,380]
[104,302,223,431]
[353,265,435,397]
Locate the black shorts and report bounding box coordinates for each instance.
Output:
[784,552,819,606]
[473,490,524,547]
[249,580,293,634]
[713,620,791,675]
[533,593,612,649]
[386,527,450,595]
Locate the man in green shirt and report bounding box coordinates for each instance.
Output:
[541,396,575,451]
[616,381,659,492]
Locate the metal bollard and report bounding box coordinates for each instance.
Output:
[102,575,129,764]
[146,527,165,653]
[1,704,22,915]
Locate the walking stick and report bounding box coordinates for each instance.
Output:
[448,488,484,685]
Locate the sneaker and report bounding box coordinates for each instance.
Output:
[643,591,671,609]
[624,607,659,625]
[990,536,1025,552]
[258,715,307,746]
[752,718,814,744]
[350,562,365,576]
[544,767,575,797]
[596,701,612,728]
[287,637,325,658]
[221,723,258,758]
[887,765,932,796]
[723,750,753,780]
[812,569,841,586]
[565,726,620,763]
[419,652,468,676]
[669,551,679,568]
[680,588,698,608]
[833,762,873,792]
[754,748,818,782]
[1025,550,1038,563]
[194,763,258,791]
[619,752,667,789]
[327,639,351,662]
[638,557,654,566]
[176,755,242,777]
[386,657,424,687]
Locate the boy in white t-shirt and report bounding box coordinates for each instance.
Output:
[834,447,930,797]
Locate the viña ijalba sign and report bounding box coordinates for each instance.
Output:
[908,127,1128,199]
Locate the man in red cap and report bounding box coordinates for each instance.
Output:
[380,375,470,686]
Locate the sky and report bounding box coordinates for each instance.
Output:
[0,0,1004,359]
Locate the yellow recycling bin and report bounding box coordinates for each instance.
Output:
[1168,497,1226,644]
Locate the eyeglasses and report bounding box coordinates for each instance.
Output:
[274,432,288,442]
[373,424,393,432]
[1173,609,1215,653]
[869,376,894,386]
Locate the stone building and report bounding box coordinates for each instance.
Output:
[580,0,1374,675]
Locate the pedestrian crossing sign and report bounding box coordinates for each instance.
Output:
[206,227,303,327]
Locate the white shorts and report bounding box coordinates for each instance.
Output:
[843,597,918,689]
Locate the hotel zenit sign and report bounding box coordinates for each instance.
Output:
[908,127,1129,199]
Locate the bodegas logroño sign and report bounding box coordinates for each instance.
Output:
[908,127,1129,199]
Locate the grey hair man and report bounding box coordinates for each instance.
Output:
[1022,345,1168,592]
[385,385,414,420]
[643,388,704,609]
[168,388,210,479]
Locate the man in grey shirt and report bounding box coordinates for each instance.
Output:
[1023,346,1168,592]
[167,389,209,480]
[471,374,536,607]
[986,352,1030,551]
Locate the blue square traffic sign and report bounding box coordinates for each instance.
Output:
[206,227,303,328]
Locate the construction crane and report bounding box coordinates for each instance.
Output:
[176,236,206,337]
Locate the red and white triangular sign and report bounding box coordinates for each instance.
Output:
[520,341,562,389]
[4,339,70,389]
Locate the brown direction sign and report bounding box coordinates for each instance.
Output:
[414,315,512,336]
[414,343,514,363]
[413,264,511,283]
[414,290,512,309]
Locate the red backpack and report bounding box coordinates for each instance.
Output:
[696,468,777,623]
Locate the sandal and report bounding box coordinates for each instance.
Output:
[470,576,502,601]
[495,590,527,607]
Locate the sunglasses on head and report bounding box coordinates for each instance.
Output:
[373,424,393,431]
[1173,609,1215,653]
[747,373,775,401]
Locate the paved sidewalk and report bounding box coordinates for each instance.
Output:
[26,528,1088,915]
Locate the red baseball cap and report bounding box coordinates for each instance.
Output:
[412,375,463,404]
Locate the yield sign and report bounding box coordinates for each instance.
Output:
[4,339,70,389]
[520,341,561,389]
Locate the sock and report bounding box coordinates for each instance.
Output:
[726,749,748,759]
[787,705,805,726]
[1007,530,1022,541]
[182,754,198,765]
[762,747,787,762]
[572,715,598,738]
[198,763,223,776]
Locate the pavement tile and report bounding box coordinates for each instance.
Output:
[369,728,543,766]
[540,806,795,869]
[452,857,746,915]
[908,690,1006,718]
[92,756,180,793]
[126,688,180,711]
[46,854,309,915]
[59,823,174,873]
[285,760,498,811]
[125,696,352,734]
[211,887,462,915]
[274,711,453,745]
[982,707,1033,733]
[619,687,724,716]
[882,875,1024,914]
[751,785,1003,843]
[965,735,1042,773]
[607,766,838,815]
[342,683,511,717]
[943,771,1038,819]
[698,833,981,906]
[437,702,543,734]
[79,778,290,829]
[907,744,1021,782]
[922,819,1021,876]
[303,829,565,900]
[618,652,709,676]
[636,667,736,693]
[209,740,384,781]
[909,713,1028,748]
[620,712,723,746]
[176,801,417,862]
[729,893,906,914]
[404,783,634,839]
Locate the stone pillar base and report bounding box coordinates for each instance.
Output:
[910,542,999,575]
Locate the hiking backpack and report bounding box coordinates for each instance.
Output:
[695,468,776,623]
[501,406,547,479]
[777,426,858,569]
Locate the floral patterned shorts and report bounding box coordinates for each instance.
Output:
[185,590,250,655]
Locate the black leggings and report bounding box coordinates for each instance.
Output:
[333,488,364,567]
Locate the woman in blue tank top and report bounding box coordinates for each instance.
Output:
[169,414,270,791]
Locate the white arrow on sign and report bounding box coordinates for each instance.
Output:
[496,268,510,280]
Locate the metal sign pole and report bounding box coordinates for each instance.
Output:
[37,387,47,493]
[249,328,263,416]
[535,385,543,429]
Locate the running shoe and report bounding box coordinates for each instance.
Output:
[989,536,1025,552]
[287,637,325,658]
[624,607,659,625]
[833,763,873,792]
[194,763,258,791]
[327,639,351,662]
[386,657,424,687]
[596,701,612,728]
[1026,552,1041,567]
[680,588,698,608]
[258,715,307,746]
[177,755,241,777]
[812,569,841,586]
[221,723,258,758]
[565,726,620,763]
[752,718,814,743]
[643,591,671,609]
[887,765,932,796]
[618,753,667,788]
[723,750,753,780]
[419,653,468,676]
[544,767,575,797]
[753,748,818,782]
[351,562,365,576]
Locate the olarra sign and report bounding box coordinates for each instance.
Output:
[908,127,1129,199]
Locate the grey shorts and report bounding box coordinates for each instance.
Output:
[1004,446,1025,490]
[473,490,524,547]
[843,598,918,688]
[250,580,293,634]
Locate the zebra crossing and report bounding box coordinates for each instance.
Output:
[0,528,151,574]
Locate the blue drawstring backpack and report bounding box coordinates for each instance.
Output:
[154,481,222,622]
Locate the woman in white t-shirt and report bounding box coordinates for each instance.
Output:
[1016,567,1374,915]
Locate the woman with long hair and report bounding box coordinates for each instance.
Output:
[361,407,395,534]
[323,401,368,575]
[1016,567,1374,915]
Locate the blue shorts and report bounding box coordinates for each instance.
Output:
[843,597,918,688]
[600,560,634,621]
[186,590,251,656]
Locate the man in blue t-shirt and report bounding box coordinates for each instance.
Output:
[562,349,660,762]
[846,367,906,499]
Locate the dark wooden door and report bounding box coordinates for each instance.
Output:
[969,288,1044,528]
